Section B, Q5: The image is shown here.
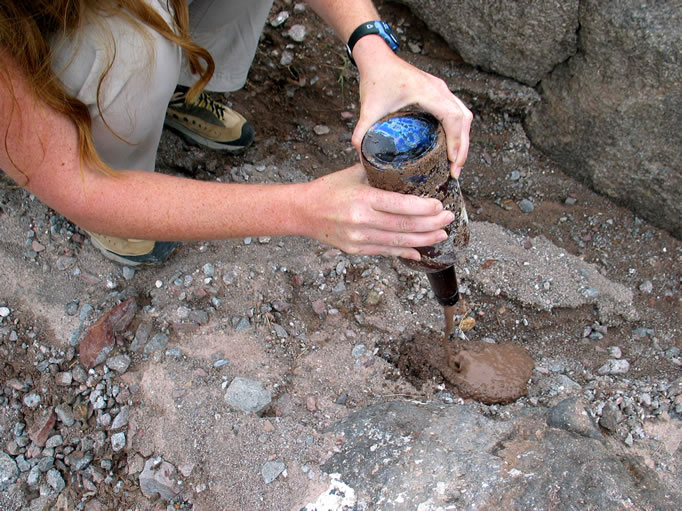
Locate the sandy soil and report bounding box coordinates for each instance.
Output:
[1,1,680,510]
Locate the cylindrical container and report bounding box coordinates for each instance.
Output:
[361,110,470,306]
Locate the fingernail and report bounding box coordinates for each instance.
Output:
[454,167,463,179]
[445,212,455,223]
[438,230,448,241]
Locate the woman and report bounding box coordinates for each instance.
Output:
[0,0,472,266]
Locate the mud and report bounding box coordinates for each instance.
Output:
[438,341,535,404]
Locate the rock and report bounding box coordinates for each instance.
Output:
[71,365,87,383]
[547,397,603,441]
[525,1,682,238]
[111,406,130,430]
[270,10,289,27]
[45,435,63,449]
[55,404,75,426]
[144,333,169,354]
[262,460,286,484]
[27,465,40,486]
[519,198,535,214]
[106,354,131,374]
[311,300,326,315]
[313,125,330,136]
[23,393,41,408]
[54,372,72,386]
[464,222,635,322]
[287,24,306,42]
[139,458,180,501]
[0,306,10,318]
[110,432,126,452]
[224,377,272,416]
[130,321,152,352]
[28,408,56,447]
[598,359,630,375]
[79,298,137,369]
[599,403,623,432]
[301,474,357,510]
[321,401,677,509]
[394,0,579,86]
[351,344,366,358]
[46,468,65,493]
[0,452,18,490]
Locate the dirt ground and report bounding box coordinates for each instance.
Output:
[1,1,680,510]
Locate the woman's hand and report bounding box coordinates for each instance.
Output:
[300,164,455,260]
[351,38,473,178]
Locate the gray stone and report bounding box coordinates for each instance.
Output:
[46,468,65,493]
[394,0,579,86]
[320,401,678,510]
[23,393,41,408]
[37,457,54,472]
[463,222,634,322]
[139,458,179,501]
[55,404,76,426]
[111,406,130,430]
[54,372,72,386]
[122,266,136,281]
[45,435,63,449]
[599,403,623,432]
[71,365,87,383]
[519,198,535,214]
[144,333,169,354]
[110,432,126,452]
[598,359,630,375]
[547,397,603,441]
[262,460,286,484]
[351,344,366,358]
[224,377,272,416]
[0,452,18,490]
[27,465,40,486]
[287,24,307,42]
[130,321,152,352]
[235,317,251,332]
[526,0,682,238]
[106,354,131,374]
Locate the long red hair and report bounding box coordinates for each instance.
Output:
[0,0,214,175]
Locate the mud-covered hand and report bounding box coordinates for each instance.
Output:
[350,38,473,178]
[301,164,455,260]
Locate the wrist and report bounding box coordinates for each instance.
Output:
[346,20,399,66]
[352,35,401,71]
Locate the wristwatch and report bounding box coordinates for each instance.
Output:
[346,20,400,66]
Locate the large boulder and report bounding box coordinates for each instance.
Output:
[525,0,682,238]
[319,401,679,510]
[394,0,579,86]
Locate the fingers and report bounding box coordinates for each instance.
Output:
[369,188,444,216]
[367,209,454,234]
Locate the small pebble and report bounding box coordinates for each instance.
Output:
[111,432,126,452]
[519,199,535,214]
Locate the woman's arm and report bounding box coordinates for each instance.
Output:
[0,50,453,260]
[305,0,473,178]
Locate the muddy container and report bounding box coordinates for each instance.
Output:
[360,110,470,306]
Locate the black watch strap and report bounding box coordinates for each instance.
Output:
[346,20,400,66]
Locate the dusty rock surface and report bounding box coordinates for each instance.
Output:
[1,1,680,510]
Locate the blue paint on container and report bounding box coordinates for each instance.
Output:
[363,112,438,165]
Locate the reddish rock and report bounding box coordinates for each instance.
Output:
[79,298,137,369]
[28,407,56,447]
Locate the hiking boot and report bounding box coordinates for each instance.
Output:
[88,232,181,267]
[165,85,254,151]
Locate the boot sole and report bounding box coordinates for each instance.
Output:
[165,118,253,152]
